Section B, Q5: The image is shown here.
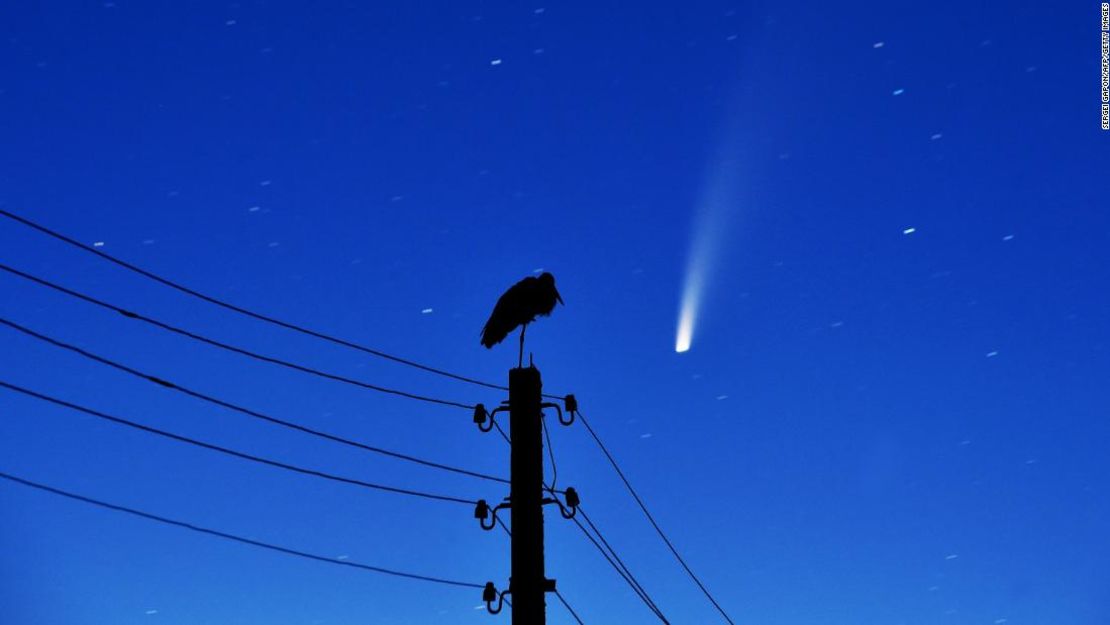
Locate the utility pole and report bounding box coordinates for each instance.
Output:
[477,364,576,620]
[509,364,548,625]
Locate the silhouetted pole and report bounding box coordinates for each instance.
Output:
[509,365,547,625]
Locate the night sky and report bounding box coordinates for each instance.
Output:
[2,2,1108,624]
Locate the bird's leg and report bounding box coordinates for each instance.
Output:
[518,324,527,368]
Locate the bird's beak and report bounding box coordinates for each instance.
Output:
[555,289,564,305]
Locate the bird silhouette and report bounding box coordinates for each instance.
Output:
[481,272,564,366]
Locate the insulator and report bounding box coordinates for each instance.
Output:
[473,403,487,424]
[564,487,580,508]
[564,394,578,414]
[483,581,497,603]
[474,499,490,519]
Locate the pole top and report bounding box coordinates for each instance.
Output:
[510,364,542,378]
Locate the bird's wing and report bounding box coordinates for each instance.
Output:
[481,285,524,348]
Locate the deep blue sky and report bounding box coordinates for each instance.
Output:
[2,1,1108,624]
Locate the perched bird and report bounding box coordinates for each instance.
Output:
[481,272,564,365]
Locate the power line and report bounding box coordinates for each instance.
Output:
[543,406,664,617]
[0,262,474,410]
[576,409,735,625]
[493,419,511,445]
[542,454,667,622]
[0,316,509,486]
[0,470,484,589]
[575,506,664,619]
[495,515,512,537]
[542,412,559,491]
[492,415,666,622]
[0,208,509,393]
[0,380,478,506]
[569,515,669,624]
[554,590,586,625]
[0,209,729,621]
[494,497,588,625]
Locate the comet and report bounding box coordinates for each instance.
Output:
[674,256,703,353]
[675,151,741,353]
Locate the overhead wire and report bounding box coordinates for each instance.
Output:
[0,380,478,506]
[0,262,474,410]
[554,590,586,625]
[0,470,483,589]
[542,411,558,491]
[492,419,511,445]
[568,514,669,624]
[0,209,723,620]
[576,506,664,619]
[495,515,512,537]
[0,316,508,486]
[492,413,668,623]
[540,408,660,619]
[0,209,510,393]
[493,492,591,624]
[543,411,665,620]
[576,409,735,625]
